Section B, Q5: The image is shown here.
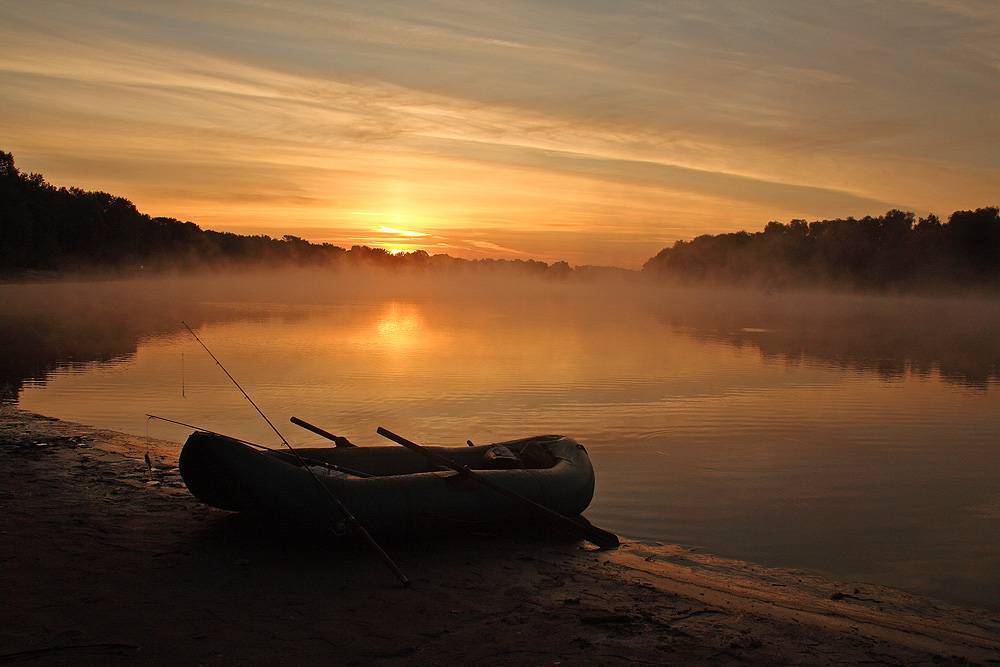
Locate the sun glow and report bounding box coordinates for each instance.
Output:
[373,221,429,256]
[5,2,998,267]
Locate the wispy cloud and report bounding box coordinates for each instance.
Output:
[377,226,428,237]
[463,240,531,257]
[1,0,997,266]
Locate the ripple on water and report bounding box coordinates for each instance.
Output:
[12,296,1000,610]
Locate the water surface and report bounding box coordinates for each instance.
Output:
[5,274,999,608]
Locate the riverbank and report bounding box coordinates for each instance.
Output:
[2,406,998,665]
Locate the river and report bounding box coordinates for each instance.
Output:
[4,271,998,608]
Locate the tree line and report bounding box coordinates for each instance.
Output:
[0,151,608,279]
[643,207,1000,290]
[0,151,350,273]
[4,149,997,290]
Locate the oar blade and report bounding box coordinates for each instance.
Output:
[577,517,620,550]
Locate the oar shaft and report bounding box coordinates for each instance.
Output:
[291,416,355,448]
[375,427,618,549]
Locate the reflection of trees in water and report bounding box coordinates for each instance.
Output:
[1,287,195,402]
[0,282,307,403]
[657,289,1000,389]
[3,280,998,403]
[721,331,997,389]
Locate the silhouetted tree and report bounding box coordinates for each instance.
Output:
[644,207,1000,291]
[0,150,585,280]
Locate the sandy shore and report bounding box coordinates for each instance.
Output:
[1,407,998,665]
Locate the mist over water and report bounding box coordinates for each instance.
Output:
[4,269,999,609]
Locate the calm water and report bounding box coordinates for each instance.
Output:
[4,274,999,608]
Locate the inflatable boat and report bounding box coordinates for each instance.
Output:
[178,432,598,538]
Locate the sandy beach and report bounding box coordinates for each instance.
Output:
[1,406,998,665]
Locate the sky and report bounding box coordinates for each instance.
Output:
[1,1,998,267]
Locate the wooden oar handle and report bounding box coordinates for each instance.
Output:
[291,416,356,447]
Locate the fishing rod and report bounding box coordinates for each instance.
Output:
[145,414,372,478]
[180,321,410,586]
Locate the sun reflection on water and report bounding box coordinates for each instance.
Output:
[373,302,425,353]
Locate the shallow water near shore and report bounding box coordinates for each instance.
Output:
[3,272,999,609]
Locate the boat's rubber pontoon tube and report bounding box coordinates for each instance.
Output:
[178,432,596,537]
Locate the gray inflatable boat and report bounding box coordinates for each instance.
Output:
[178,432,597,537]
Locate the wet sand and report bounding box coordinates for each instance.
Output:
[2,406,998,665]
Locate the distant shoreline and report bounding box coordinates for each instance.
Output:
[4,264,1000,301]
[3,150,998,294]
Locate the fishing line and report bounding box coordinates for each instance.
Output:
[147,413,272,451]
[145,415,152,474]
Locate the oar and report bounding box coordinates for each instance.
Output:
[376,427,620,550]
[290,416,357,448]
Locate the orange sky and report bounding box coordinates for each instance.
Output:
[2,1,998,267]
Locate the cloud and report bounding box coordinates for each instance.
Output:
[377,226,428,238]
[463,240,531,257]
[1,0,998,266]
[407,136,898,215]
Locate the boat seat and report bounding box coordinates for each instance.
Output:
[280,436,562,476]
[482,441,558,470]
